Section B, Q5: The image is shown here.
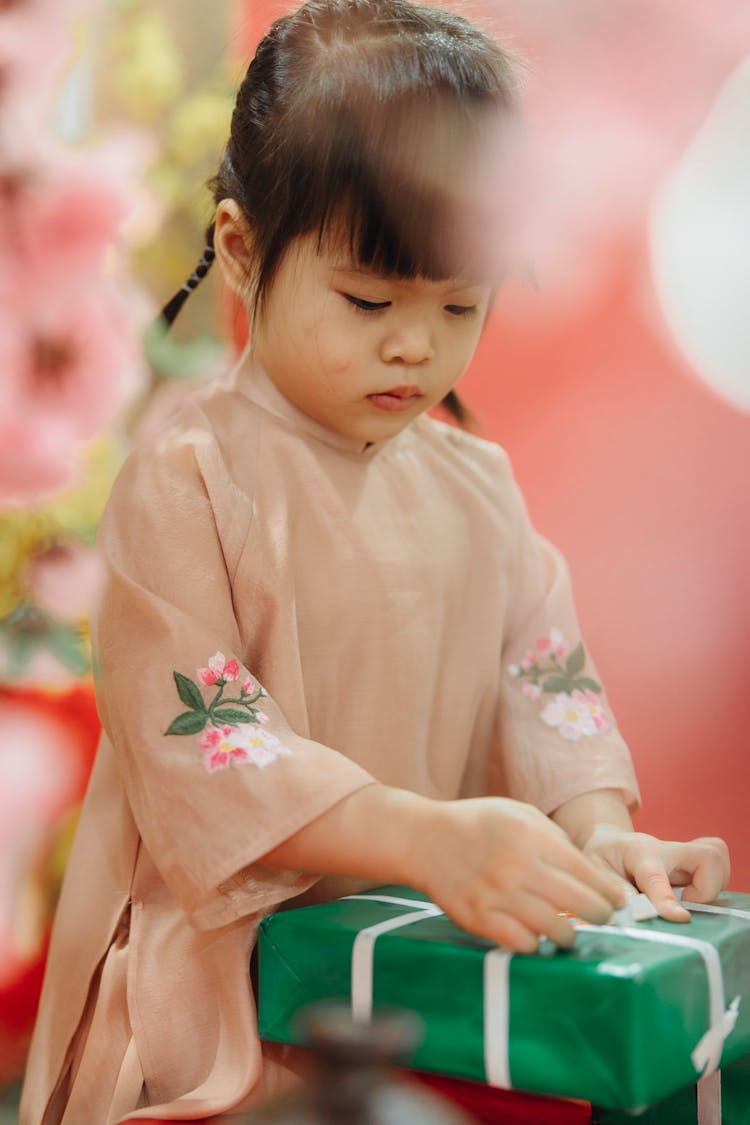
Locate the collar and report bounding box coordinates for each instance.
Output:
[231,349,400,460]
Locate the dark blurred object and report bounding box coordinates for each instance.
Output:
[234,1003,476,1124]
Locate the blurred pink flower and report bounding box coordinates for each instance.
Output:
[1,135,152,288]
[0,1,92,155]
[23,542,102,624]
[0,279,146,501]
[3,170,127,288]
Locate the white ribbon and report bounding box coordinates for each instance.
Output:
[346,894,443,1023]
[483,947,513,1087]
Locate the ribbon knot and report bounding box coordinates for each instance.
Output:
[691,995,741,1075]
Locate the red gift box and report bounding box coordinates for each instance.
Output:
[414,1071,592,1125]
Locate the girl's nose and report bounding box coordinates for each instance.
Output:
[380,322,435,365]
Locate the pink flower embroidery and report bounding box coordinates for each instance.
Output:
[541,691,611,742]
[507,629,610,742]
[536,627,569,660]
[199,724,292,773]
[166,653,289,772]
[197,651,239,685]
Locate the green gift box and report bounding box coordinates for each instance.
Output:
[593,1054,750,1124]
[258,887,750,1114]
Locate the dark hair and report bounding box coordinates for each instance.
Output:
[161,0,524,424]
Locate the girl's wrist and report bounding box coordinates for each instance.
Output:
[369,786,444,888]
[551,788,634,851]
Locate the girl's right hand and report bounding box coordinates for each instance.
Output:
[412,796,627,952]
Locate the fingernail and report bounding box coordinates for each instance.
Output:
[664,901,691,921]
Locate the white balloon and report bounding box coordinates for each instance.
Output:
[650,54,750,413]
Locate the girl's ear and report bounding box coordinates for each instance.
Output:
[214,199,256,301]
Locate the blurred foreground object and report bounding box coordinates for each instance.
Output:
[238,1004,475,1125]
[650,52,750,414]
[471,0,750,317]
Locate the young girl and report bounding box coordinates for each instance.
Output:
[21,0,729,1121]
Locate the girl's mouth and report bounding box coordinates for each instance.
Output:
[367,385,424,412]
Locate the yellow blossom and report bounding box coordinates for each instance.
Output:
[43,437,124,541]
[166,89,234,169]
[112,12,184,121]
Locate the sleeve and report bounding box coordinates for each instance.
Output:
[90,427,375,930]
[489,455,641,817]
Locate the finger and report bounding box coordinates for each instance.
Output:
[461,908,541,954]
[497,891,578,948]
[532,864,618,926]
[585,849,639,896]
[670,838,731,903]
[631,857,690,922]
[538,836,628,909]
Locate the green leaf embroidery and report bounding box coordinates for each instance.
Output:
[165,711,208,736]
[212,706,256,725]
[167,656,270,748]
[575,676,602,693]
[565,642,585,676]
[542,676,574,693]
[174,671,206,712]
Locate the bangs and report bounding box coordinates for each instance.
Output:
[248,24,518,310]
[310,91,499,283]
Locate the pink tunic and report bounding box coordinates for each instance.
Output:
[20,353,640,1124]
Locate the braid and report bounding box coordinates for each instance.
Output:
[158,245,217,328]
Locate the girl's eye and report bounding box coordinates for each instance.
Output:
[343,294,391,313]
[445,304,478,318]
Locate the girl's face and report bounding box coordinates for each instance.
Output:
[249,232,491,446]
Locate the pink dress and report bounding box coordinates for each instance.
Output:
[20,352,640,1124]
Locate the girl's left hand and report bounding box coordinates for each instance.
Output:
[582,825,731,922]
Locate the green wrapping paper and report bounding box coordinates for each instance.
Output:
[593,1054,750,1125]
[257,887,750,1112]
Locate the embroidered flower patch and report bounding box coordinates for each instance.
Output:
[165,651,293,772]
[508,628,610,742]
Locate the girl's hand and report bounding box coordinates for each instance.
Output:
[413,797,628,952]
[582,824,731,922]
